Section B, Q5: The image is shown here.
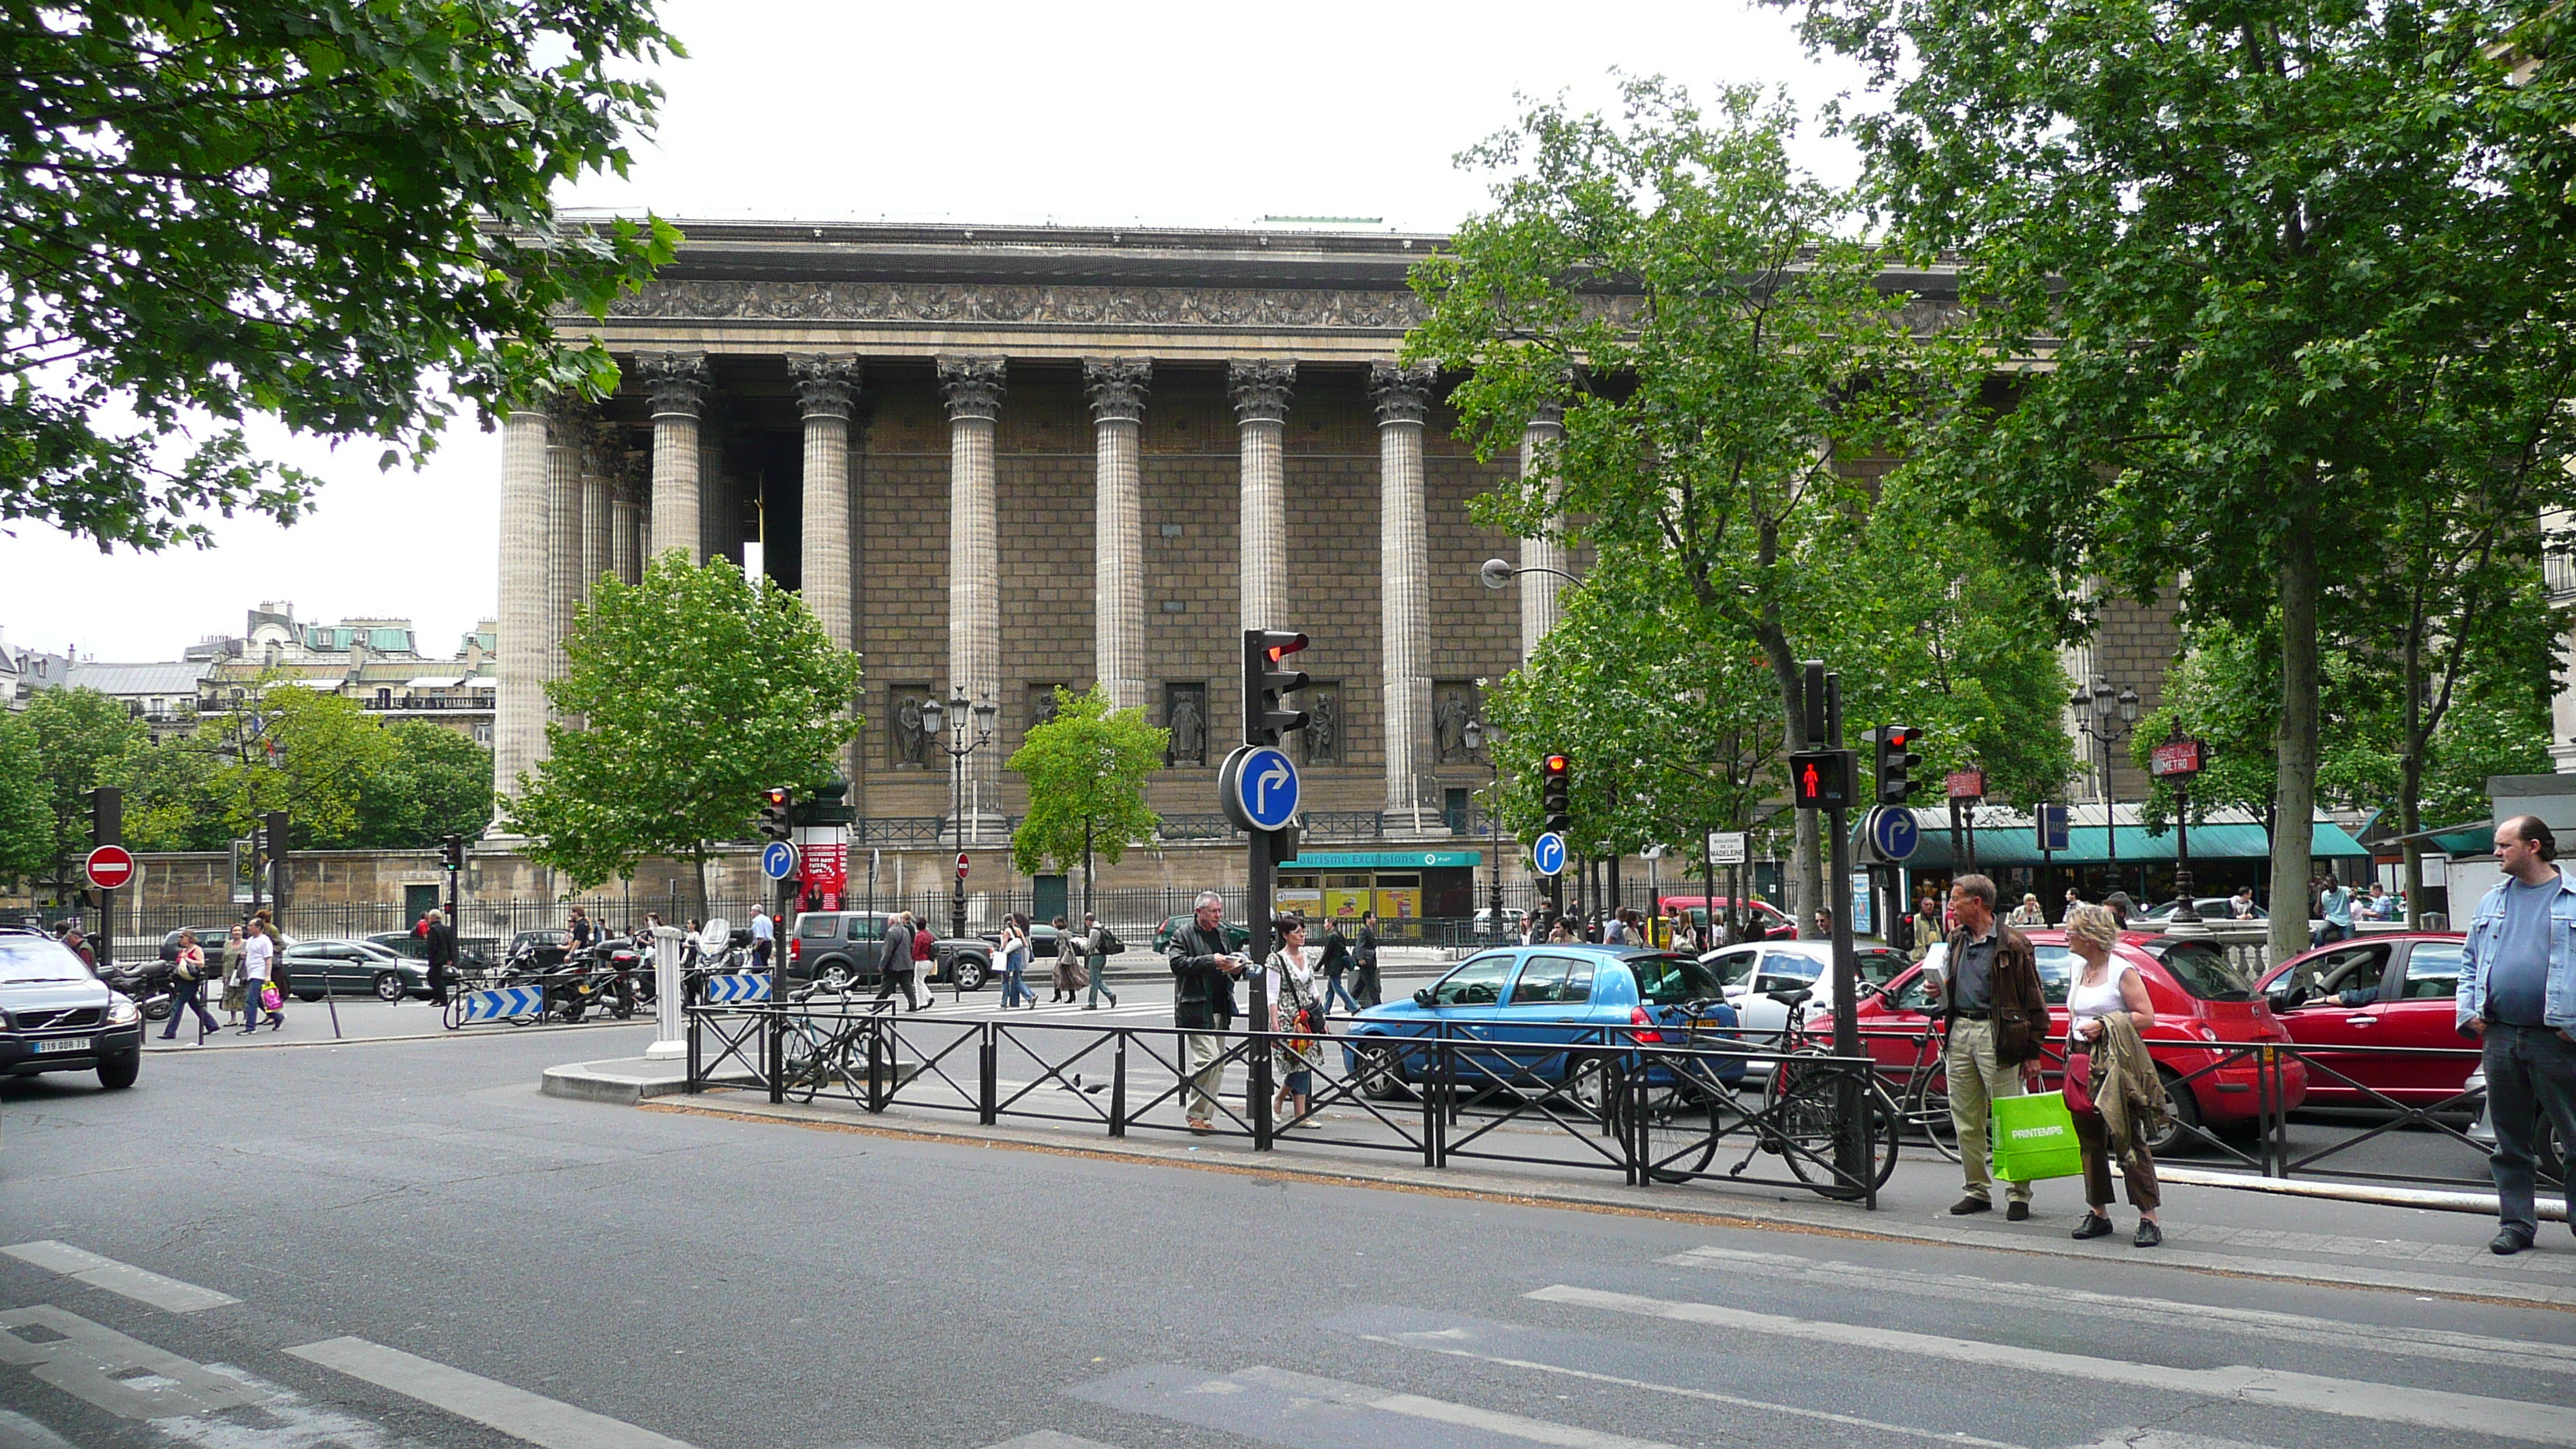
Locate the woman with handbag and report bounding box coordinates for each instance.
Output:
[2061,903,2166,1246]
[1053,916,1087,1003]
[159,930,222,1040]
[1266,916,1324,1129]
[218,925,247,1026]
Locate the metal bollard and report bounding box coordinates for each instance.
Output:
[1109,1033,1127,1138]
[978,1023,998,1125]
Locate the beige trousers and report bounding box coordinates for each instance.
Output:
[1946,1017,2033,1204]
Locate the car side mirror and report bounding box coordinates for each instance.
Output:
[1413,987,1437,1009]
[2269,985,2308,1011]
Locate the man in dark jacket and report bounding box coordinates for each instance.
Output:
[1354,913,1382,1005]
[423,909,457,1007]
[874,914,923,1011]
[1927,872,2050,1219]
[1317,920,1358,1014]
[1169,890,1247,1132]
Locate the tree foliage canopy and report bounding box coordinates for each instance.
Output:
[2,0,681,549]
[1004,684,1167,879]
[0,715,52,888]
[505,554,865,897]
[22,685,142,885]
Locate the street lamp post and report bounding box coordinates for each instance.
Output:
[1480,557,1581,591]
[1464,718,1505,943]
[2068,679,2141,903]
[920,688,998,940]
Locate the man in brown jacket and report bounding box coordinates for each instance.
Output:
[1930,872,2050,1218]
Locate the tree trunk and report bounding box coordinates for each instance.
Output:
[687,842,711,923]
[2400,602,2425,932]
[2269,516,2321,975]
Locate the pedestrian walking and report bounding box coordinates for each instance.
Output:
[1547,916,1575,944]
[1317,917,1360,1015]
[1266,916,1324,1129]
[241,909,283,1033]
[1927,873,2047,1218]
[1084,913,1121,1009]
[159,930,221,1040]
[566,905,598,952]
[909,910,937,1000]
[1910,892,1944,963]
[59,925,94,971]
[2102,891,2134,928]
[218,925,246,1026]
[1353,912,1382,1006]
[2457,815,2576,1255]
[1605,912,1629,946]
[2008,894,2046,927]
[872,913,924,1011]
[748,907,774,973]
[423,909,456,1007]
[1168,891,1248,1132]
[999,915,1036,1009]
[2061,904,2165,1247]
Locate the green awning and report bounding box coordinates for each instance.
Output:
[1883,820,2371,870]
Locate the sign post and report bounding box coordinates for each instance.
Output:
[87,788,122,969]
[2148,733,2207,923]
[1793,662,1869,1197]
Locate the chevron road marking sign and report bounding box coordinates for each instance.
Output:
[701,973,772,1005]
[457,986,544,1024]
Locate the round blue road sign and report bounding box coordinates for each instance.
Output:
[1232,745,1300,831]
[1866,806,1919,863]
[760,840,800,881]
[1532,831,1568,877]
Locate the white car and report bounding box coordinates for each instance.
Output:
[1697,939,1912,1049]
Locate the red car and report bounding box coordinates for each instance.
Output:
[2255,933,2474,1108]
[1659,896,1797,941]
[1831,929,2307,1155]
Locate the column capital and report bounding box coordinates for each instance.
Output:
[787,354,862,420]
[1528,399,1565,430]
[938,357,1008,421]
[1370,361,1437,426]
[1084,358,1153,424]
[615,444,652,502]
[635,352,709,419]
[1228,359,1296,425]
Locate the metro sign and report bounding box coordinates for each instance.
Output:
[2150,738,2206,779]
[84,844,136,891]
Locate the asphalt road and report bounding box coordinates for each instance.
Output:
[1,1024,2570,1449]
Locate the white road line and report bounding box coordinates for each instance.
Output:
[1235,1365,1678,1448]
[981,1434,1128,1449]
[1666,1245,2576,1375]
[1530,1284,2576,1447]
[1,1242,236,1313]
[1350,1332,2026,1449]
[2067,1434,2299,1449]
[286,1337,697,1449]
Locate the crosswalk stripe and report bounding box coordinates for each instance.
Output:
[1665,1245,2576,1376]
[1530,1284,2576,1447]
[980,1434,1127,1449]
[1070,1362,1678,1449]
[2,1242,236,1313]
[287,1337,697,1449]
[1233,1366,1674,1448]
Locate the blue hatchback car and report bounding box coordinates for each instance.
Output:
[1339,945,1744,1101]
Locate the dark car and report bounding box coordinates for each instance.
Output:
[159,924,300,961]
[0,929,142,1089]
[365,930,496,975]
[2256,933,2475,1108]
[786,911,994,991]
[278,940,433,1002]
[1149,914,1252,955]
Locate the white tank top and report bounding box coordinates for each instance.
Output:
[2067,965,2131,1033]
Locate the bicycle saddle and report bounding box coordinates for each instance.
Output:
[1764,985,1815,1007]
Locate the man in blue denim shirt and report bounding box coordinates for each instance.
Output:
[2458,815,2576,1255]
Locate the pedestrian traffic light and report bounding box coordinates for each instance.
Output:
[1789,749,1856,810]
[759,786,793,844]
[1541,753,1572,836]
[263,810,291,909]
[1870,724,1923,807]
[1243,629,1310,746]
[440,834,464,872]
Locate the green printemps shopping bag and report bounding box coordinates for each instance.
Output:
[1990,1092,2084,1182]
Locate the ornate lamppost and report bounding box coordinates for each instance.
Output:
[1464,718,1506,942]
[2069,679,2142,900]
[920,688,997,939]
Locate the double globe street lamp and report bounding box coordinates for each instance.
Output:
[1462,718,1506,942]
[2069,679,2141,903]
[920,689,998,939]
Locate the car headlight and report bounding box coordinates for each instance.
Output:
[107,997,140,1026]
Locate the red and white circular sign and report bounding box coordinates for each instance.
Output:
[84,844,136,891]
[955,851,970,882]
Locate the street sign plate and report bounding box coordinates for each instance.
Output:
[955,851,971,881]
[1707,831,1748,865]
[1532,831,1568,877]
[2036,803,2071,852]
[83,845,135,891]
[759,841,799,881]
[1866,807,1920,862]
[1219,743,1300,831]
[2150,739,2204,778]
[1946,769,1985,800]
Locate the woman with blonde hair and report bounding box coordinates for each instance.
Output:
[2061,903,2166,1247]
[2007,893,2046,927]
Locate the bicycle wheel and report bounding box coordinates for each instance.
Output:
[1904,1063,1958,1163]
[1634,1058,1738,1184]
[781,1027,827,1103]
[1771,1055,1899,1199]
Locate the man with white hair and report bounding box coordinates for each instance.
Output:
[423,908,457,1007]
[1168,890,1248,1133]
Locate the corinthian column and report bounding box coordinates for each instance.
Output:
[636,353,707,566]
[1519,401,1568,660]
[611,449,644,586]
[543,399,587,711]
[791,356,861,650]
[940,357,1006,832]
[1085,359,1152,713]
[1373,361,1436,816]
[491,403,552,824]
[579,429,613,607]
[1229,361,1295,635]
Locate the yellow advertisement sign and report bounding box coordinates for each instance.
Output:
[1375,889,1420,921]
[1324,889,1370,920]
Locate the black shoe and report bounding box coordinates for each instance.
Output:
[2492,1230,2536,1255]
[1949,1196,1992,1215]
[2071,1212,2114,1240]
[2006,1201,2031,1221]
[2133,1220,2163,1249]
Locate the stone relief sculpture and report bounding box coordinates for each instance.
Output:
[892,690,930,767]
[1434,690,1471,763]
[1165,684,1207,767]
[1301,686,1341,766]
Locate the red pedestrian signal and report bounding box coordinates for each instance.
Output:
[1789,749,1856,810]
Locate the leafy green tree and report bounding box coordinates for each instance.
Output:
[199,685,397,849]
[0,715,53,888]
[355,722,494,849]
[1407,79,1934,934]
[505,555,865,915]
[104,737,232,854]
[23,687,141,891]
[3,0,682,550]
[1004,684,1168,919]
[1784,0,2576,965]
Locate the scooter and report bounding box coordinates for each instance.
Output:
[97,958,174,1023]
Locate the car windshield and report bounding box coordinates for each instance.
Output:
[2148,940,2259,1000]
[0,937,91,984]
[1628,954,1726,1005]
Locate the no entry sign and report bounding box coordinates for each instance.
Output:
[84,844,136,891]
[955,851,970,881]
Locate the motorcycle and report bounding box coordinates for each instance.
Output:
[536,940,638,1024]
[97,958,174,1023]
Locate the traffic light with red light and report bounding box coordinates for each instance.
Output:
[1540,753,1572,837]
[1869,724,1923,807]
[1243,629,1310,745]
[1789,749,1856,810]
[759,786,793,844]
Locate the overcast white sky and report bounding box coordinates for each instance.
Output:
[0,0,1861,663]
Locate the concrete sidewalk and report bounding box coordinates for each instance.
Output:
[141,997,656,1051]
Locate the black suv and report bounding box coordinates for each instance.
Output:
[0,929,142,1089]
[786,912,993,991]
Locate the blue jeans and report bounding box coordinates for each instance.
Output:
[2484,1022,2576,1238]
[244,979,279,1029]
[1324,972,1359,1014]
[1087,957,1118,1008]
[162,977,220,1037]
[1002,959,1031,1007]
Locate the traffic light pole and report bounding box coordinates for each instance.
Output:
[91,787,119,969]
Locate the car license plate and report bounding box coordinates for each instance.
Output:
[33,1037,90,1054]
